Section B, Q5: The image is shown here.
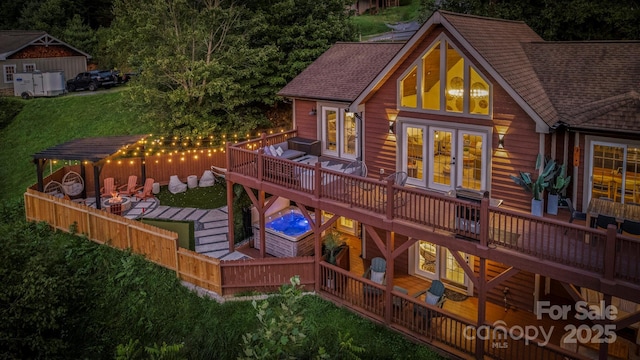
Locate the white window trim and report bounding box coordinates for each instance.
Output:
[320,105,359,160]
[398,117,492,193]
[397,33,492,119]
[23,63,36,72]
[3,65,16,83]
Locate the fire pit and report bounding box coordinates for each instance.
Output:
[101,193,132,212]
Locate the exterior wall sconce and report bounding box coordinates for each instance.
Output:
[498,133,505,149]
[309,107,316,116]
[389,121,396,134]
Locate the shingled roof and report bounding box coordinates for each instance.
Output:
[0,30,91,60]
[280,11,639,133]
[277,42,403,103]
[524,41,640,133]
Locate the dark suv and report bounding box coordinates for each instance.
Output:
[66,70,118,92]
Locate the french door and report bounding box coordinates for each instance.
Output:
[415,241,470,292]
[402,123,487,192]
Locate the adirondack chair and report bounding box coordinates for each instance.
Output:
[413,280,447,330]
[135,178,155,200]
[117,175,140,196]
[100,177,116,198]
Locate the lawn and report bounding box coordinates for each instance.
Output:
[0,88,157,203]
[155,181,227,209]
[352,0,421,37]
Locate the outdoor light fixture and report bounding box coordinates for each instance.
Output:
[498,133,505,149]
[309,107,317,116]
[389,121,396,135]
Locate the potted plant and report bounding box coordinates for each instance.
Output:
[510,154,556,217]
[547,164,571,215]
[322,229,347,289]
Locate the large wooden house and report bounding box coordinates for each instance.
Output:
[224,10,640,359]
[0,31,90,95]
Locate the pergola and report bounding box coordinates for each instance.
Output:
[32,135,147,209]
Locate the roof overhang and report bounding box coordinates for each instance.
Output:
[0,33,92,60]
[32,135,147,164]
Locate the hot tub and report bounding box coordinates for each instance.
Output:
[253,207,315,257]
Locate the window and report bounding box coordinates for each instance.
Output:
[321,107,358,159]
[23,64,36,72]
[3,65,16,83]
[588,140,640,204]
[399,35,492,117]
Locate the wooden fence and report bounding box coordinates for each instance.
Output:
[24,183,315,297]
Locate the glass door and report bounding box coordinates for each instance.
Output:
[403,125,426,186]
[322,107,338,157]
[415,241,468,289]
[457,131,486,191]
[590,142,640,203]
[342,112,357,160]
[429,128,455,192]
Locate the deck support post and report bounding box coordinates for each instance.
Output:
[384,230,394,324]
[476,257,487,359]
[226,178,234,252]
[259,190,266,258]
[314,208,322,293]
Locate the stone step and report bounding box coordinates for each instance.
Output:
[171,208,197,220]
[195,227,228,238]
[186,209,209,221]
[156,207,183,219]
[196,241,228,253]
[198,210,228,222]
[197,233,227,244]
[200,249,231,259]
[202,220,228,229]
[220,251,251,261]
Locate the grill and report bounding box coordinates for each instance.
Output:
[454,188,487,237]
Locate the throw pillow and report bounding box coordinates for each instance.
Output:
[263,146,271,156]
[425,291,440,305]
[269,145,277,156]
[370,270,384,284]
[276,146,284,157]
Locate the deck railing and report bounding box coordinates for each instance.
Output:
[318,262,579,360]
[220,256,315,295]
[228,133,640,286]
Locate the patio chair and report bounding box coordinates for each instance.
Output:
[135,178,155,201]
[363,257,386,296]
[44,180,64,198]
[210,165,227,181]
[378,171,408,207]
[100,177,117,198]
[117,175,140,196]
[565,198,586,223]
[594,214,617,230]
[168,175,187,194]
[621,219,640,236]
[61,171,84,197]
[198,170,215,187]
[413,280,446,330]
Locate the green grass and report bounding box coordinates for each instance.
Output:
[0,88,157,202]
[352,0,421,37]
[155,182,227,209]
[141,218,195,250]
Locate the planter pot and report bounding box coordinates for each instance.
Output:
[547,194,559,215]
[531,198,544,217]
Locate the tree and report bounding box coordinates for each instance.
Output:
[61,14,97,56]
[419,0,640,41]
[106,0,357,136]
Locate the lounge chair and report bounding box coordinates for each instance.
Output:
[363,257,386,296]
[210,165,227,180]
[413,280,446,330]
[135,178,155,200]
[117,175,140,196]
[168,175,187,194]
[100,177,116,198]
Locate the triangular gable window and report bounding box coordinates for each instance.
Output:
[399,36,491,117]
